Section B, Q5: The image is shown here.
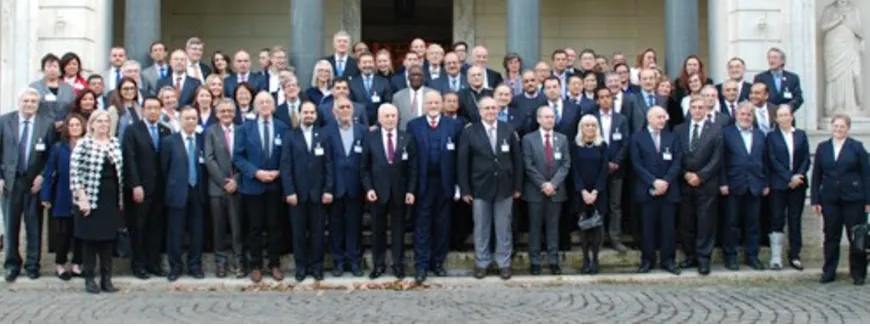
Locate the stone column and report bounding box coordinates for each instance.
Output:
[706,0,726,83]
[506,0,540,65]
[784,0,818,131]
[453,0,475,49]
[123,0,160,66]
[664,0,699,78]
[291,0,324,87]
[103,0,114,68]
[341,0,361,44]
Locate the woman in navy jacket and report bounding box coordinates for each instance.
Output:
[571,114,609,275]
[811,114,870,285]
[40,114,87,280]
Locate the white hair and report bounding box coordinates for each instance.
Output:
[575,114,603,147]
[311,60,334,88]
[18,87,40,100]
[333,31,351,42]
[121,60,141,71]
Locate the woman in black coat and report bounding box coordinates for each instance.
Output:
[571,114,609,275]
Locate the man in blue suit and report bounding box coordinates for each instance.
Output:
[224,50,266,97]
[629,106,681,275]
[280,102,333,282]
[406,92,461,284]
[593,87,630,253]
[233,91,290,283]
[160,106,205,281]
[430,52,467,94]
[720,102,769,271]
[324,97,367,277]
[157,50,201,107]
[318,77,369,126]
[753,48,804,112]
[349,52,392,125]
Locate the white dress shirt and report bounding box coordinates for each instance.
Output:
[548,99,563,120]
[540,129,553,148]
[186,61,205,83]
[739,127,754,153]
[409,87,425,117]
[690,119,706,142]
[223,124,235,157]
[301,125,313,150]
[613,92,623,114]
[780,128,794,171]
[600,110,613,144]
[833,138,845,161]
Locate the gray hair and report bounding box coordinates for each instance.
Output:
[185,37,204,48]
[333,31,351,42]
[121,60,141,72]
[575,114,603,147]
[18,87,40,100]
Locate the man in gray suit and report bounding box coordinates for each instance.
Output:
[0,88,55,282]
[204,98,244,278]
[393,66,435,131]
[30,54,75,128]
[628,68,668,133]
[522,106,571,276]
[141,41,170,98]
[102,46,128,94]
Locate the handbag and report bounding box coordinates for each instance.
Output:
[851,223,869,253]
[577,209,603,230]
[114,228,132,258]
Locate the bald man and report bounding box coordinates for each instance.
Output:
[470,46,503,89]
[223,50,266,97]
[157,50,202,106]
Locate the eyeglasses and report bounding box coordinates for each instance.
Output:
[121,87,136,91]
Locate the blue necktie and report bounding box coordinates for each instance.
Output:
[364,75,372,94]
[187,136,197,187]
[150,125,159,150]
[337,59,345,76]
[17,120,30,173]
[553,104,561,124]
[451,78,458,91]
[160,67,167,79]
[774,72,782,93]
[498,110,508,123]
[114,69,121,88]
[647,94,654,107]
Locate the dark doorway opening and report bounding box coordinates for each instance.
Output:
[362,0,453,68]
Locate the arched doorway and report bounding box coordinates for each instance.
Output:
[362,0,453,68]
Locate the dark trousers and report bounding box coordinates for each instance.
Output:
[723,192,761,259]
[770,188,805,260]
[640,198,676,265]
[821,200,868,280]
[54,218,82,265]
[2,178,41,272]
[244,191,282,269]
[128,195,165,270]
[290,201,325,272]
[371,196,406,268]
[210,193,243,266]
[166,187,204,272]
[330,196,362,267]
[451,201,473,250]
[81,239,114,277]
[679,188,718,262]
[414,179,451,269]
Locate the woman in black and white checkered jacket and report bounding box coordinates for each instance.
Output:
[69,110,124,294]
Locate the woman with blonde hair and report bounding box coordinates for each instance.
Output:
[192,86,217,131]
[571,114,609,274]
[375,49,395,79]
[304,59,334,105]
[205,74,225,106]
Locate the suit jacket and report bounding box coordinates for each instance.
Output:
[457,121,523,201]
[325,55,360,78]
[393,86,437,131]
[326,122,367,198]
[715,81,752,103]
[232,118,290,195]
[766,128,810,191]
[317,99,370,127]
[511,92,547,117]
[457,88,494,124]
[280,126,334,203]
[30,78,75,122]
[102,67,122,93]
[484,68,504,89]
[594,110,630,177]
[204,123,241,197]
[675,121,723,195]
[430,73,468,94]
[359,128,418,205]
[752,103,778,134]
[407,115,462,196]
[190,62,213,82]
[40,142,74,217]
[122,120,172,195]
[708,111,732,129]
[108,104,143,141]
[224,73,266,98]
[753,70,804,111]
[159,132,205,209]
[529,100,582,140]
[629,128,682,203]
[349,74,393,124]
[720,125,768,196]
[627,91,668,133]
[141,64,171,97]
[522,130,571,202]
[811,137,870,205]
[157,75,201,106]
[0,112,54,191]
[500,106,533,137]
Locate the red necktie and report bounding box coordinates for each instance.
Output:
[175,77,182,92]
[545,133,554,173]
[430,118,437,129]
[387,132,395,164]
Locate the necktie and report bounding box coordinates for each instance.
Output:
[652,131,661,152]
[175,76,182,92]
[150,125,159,150]
[114,68,120,88]
[451,78,458,91]
[224,127,232,156]
[337,59,345,76]
[430,118,437,129]
[544,133,554,174]
[691,123,700,152]
[488,126,497,152]
[774,72,782,93]
[17,120,30,173]
[707,114,713,124]
[160,66,167,79]
[729,103,735,116]
[553,104,561,124]
[498,110,508,122]
[410,91,418,115]
[364,76,372,94]
[386,132,395,163]
[759,109,769,131]
[647,94,654,107]
[263,120,271,158]
[187,136,197,187]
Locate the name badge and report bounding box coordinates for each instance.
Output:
[446,138,455,151]
[44,94,57,102]
[501,144,510,153]
[274,137,283,146]
[783,90,793,100]
[353,145,363,153]
[371,92,381,103]
[662,148,673,161]
[401,151,409,161]
[195,125,203,134]
[554,152,562,160]
[245,112,256,120]
[454,185,461,200]
[314,145,324,156]
[198,156,205,164]
[613,129,623,141]
[35,143,46,152]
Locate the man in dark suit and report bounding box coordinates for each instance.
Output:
[458,97,523,280]
[593,88,630,253]
[716,57,752,103]
[361,103,418,280]
[407,92,462,283]
[280,102,333,282]
[628,68,668,133]
[753,48,804,112]
[349,52,392,125]
[551,49,573,98]
[575,49,606,89]
[325,97,367,277]
[390,52,426,93]
[457,66,494,124]
[122,97,172,279]
[469,46,504,89]
[224,50,266,97]
[494,85,532,137]
[630,106,682,275]
[749,82,777,135]
[674,95,724,275]
[157,50,201,107]
[766,104,809,271]
[184,37,212,83]
[0,89,54,282]
[701,86,730,129]
[512,71,547,114]
[233,91,290,282]
[324,31,360,78]
[522,106,571,275]
[274,76,305,128]
[718,80,741,124]
[160,106,206,281]
[430,52,467,94]
[318,77,369,126]
[720,102,769,271]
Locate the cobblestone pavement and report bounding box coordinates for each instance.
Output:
[1,280,868,323]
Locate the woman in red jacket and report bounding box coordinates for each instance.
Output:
[61,52,88,95]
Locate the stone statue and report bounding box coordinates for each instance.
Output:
[820,0,864,116]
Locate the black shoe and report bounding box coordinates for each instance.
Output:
[724,258,739,271]
[189,270,205,279]
[637,261,652,273]
[312,268,324,281]
[167,271,181,282]
[472,267,486,279]
[350,264,364,277]
[679,258,698,269]
[529,264,541,275]
[295,270,307,282]
[392,266,405,279]
[698,261,711,275]
[820,274,836,283]
[414,269,427,284]
[431,263,447,277]
[746,258,765,270]
[789,259,804,271]
[4,269,19,283]
[24,270,39,280]
[56,270,72,281]
[132,269,150,280]
[215,265,228,278]
[85,278,100,294]
[499,267,512,280]
[549,264,562,276]
[662,262,681,275]
[100,274,117,293]
[369,266,385,280]
[854,278,865,286]
[332,264,345,277]
[146,266,168,277]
